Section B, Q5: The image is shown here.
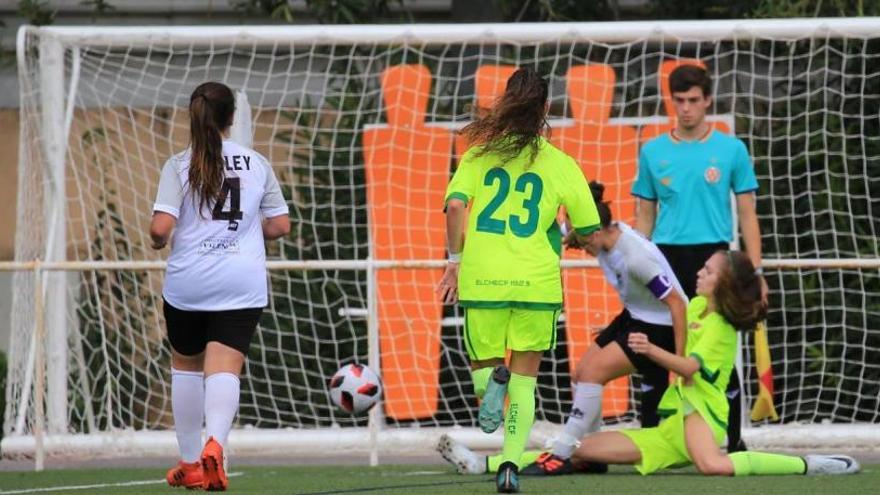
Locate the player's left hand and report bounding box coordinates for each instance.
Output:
[628,332,652,355]
[437,263,460,305]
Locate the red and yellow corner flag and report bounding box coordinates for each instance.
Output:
[750,322,779,421]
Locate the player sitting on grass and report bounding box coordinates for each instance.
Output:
[439,250,860,478]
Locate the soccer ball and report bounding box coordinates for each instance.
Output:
[328,363,383,414]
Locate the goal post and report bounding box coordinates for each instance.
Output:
[6,18,880,463]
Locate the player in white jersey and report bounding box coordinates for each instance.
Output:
[150,82,290,491]
[438,181,687,476]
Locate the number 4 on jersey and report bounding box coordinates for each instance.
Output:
[212,177,244,231]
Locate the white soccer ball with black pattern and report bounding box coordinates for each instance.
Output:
[328,363,383,414]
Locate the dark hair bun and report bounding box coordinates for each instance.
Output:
[589,181,605,202]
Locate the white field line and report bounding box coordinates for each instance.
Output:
[0,472,243,494]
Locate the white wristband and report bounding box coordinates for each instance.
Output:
[754,266,764,276]
[448,252,462,263]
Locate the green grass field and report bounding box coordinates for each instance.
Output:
[0,464,877,495]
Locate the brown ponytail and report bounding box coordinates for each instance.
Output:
[188,82,234,216]
[588,181,613,228]
[714,251,767,331]
[461,67,549,167]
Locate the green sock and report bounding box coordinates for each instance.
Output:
[471,367,493,399]
[729,452,807,476]
[500,373,537,468]
[488,450,543,473]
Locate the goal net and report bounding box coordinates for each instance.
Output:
[5,20,880,461]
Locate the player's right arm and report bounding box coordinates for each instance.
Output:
[662,291,687,356]
[150,158,183,250]
[438,152,478,304]
[628,332,700,379]
[629,254,688,355]
[635,199,657,239]
[150,213,176,250]
[632,147,658,239]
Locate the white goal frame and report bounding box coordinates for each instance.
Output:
[6,18,880,469]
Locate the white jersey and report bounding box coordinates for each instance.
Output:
[596,222,687,326]
[153,140,289,311]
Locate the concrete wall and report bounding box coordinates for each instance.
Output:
[1,109,17,353]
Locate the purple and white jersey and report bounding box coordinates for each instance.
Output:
[597,222,687,325]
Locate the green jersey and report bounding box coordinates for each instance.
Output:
[657,296,738,434]
[445,137,600,309]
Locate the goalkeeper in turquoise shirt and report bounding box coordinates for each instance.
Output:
[437,67,600,494]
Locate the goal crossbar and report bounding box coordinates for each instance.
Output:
[25,17,880,46]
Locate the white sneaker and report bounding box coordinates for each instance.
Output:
[804,454,861,475]
[437,434,486,474]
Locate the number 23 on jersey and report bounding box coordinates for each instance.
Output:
[475,168,544,238]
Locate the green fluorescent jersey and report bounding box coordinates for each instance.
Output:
[657,296,738,433]
[445,137,600,309]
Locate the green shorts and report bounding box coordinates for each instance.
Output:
[620,410,725,475]
[463,308,560,361]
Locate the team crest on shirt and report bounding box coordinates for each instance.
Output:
[704,166,721,184]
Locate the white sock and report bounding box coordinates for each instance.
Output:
[204,372,241,449]
[553,382,603,458]
[171,368,205,463]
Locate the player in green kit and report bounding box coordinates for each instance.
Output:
[437,67,600,493]
[568,250,859,477]
[440,251,860,479]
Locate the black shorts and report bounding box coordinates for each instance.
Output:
[594,309,675,376]
[656,242,729,300]
[163,298,263,356]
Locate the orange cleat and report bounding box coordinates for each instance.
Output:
[200,436,229,491]
[166,460,204,489]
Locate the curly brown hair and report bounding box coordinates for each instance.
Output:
[714,250,767,331]
[460,67,549,167]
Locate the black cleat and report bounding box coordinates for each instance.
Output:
[727,439,748,453]
[520,452,574,476]
[575,461,609,474]
[496,461,520,493]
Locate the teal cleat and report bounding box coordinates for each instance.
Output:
[496,461,520,493]
[479,365,510,434]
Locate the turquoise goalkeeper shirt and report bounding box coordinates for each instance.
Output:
[631,130,758,245]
